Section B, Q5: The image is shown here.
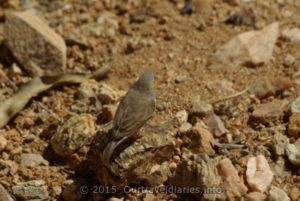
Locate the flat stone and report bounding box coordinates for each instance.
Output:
[251,99,289,124]
[191,102,214,116]
[250,76,292,99]
[4,11,66,76]
[206,112,229,137]
[20,153,49,167]
[212,22,279,67]
[12,180,49,200]
[269,186,291,201]
[246,155,274,192]
[217,158,248,200]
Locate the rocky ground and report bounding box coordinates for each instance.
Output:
[0,0,300,200]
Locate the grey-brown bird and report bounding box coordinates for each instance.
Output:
[102,71,156,161]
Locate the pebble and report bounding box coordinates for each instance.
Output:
[51,114,96,157]
[0,184,14,201]
[175,75,187,83]
[12,180,49,200]
[290,97,300,113]
[20,153,49,167]
[288,113,300,138]
[246,155,274,192]
[251,99,289,125]
[191,102,214,116]
[272,133,289,156]
[269,186,291,201]
[289,187,300,201]
[284,54,295,67]
[285,139,300,166]
[77,79,100,99]
[212,22,279,66]
[192,125,215,156]
[282,28,300,43]
[0,136,7,151]
[175,110,188,125]
[178,122,192,133]
[206,113,229,137]
[98,84,118,105]
[245,192,267,201]
[217,158,248,200]
[4,11,66,76]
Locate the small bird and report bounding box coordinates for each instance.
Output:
[102,71,156,161]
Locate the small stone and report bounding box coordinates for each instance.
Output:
[101,105,117,122]
[175,75,187,83]
[217,158,248,200]
[212,22,279,67]
[20,153,49,167]
[4,11,66,76]
[269,186,291,201]
[272,133,289,156]
[51,114,96,157]
[12,180,49,200]
[178,122,192,133]
[246,192,267,201]
[282,28,300,43]
[98,84,118,105]
[206,113,229,137]
[246,155,274,192]
[250,76,293,99]
[191,102,214,116]
[290,97,300,113]
[288,113,300,138]
[0,184,14,201]
[0,136,8,151]
[285,139,300,166]
[251,99,289,125]
[77,79,100,99]
[284,54,295,67]
[289,187,300,201]
[175,110,188,125]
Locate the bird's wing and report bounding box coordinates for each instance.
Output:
[112,89,155,140]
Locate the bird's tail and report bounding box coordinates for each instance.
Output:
[102,137,127,162]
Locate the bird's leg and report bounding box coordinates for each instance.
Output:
[133,128,144,139]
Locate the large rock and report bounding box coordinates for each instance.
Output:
[4,11,66,76]
[212,22,279,67]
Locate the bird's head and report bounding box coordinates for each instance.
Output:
[133,71,155,91]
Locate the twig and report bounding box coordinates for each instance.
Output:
[210,87,250,104]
